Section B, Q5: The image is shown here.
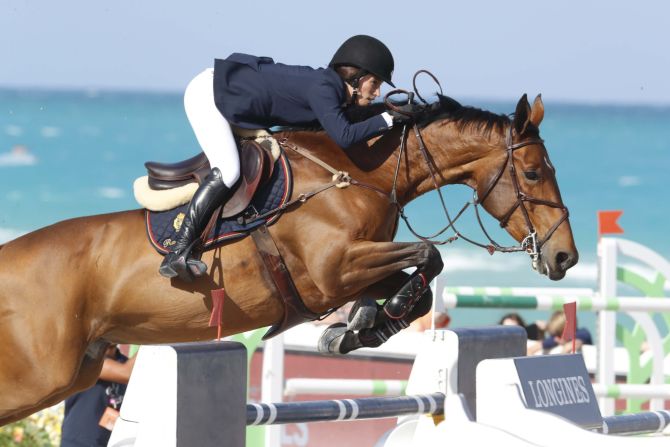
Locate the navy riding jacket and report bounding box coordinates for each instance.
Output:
[213,53,389,148]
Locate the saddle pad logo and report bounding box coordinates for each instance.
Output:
[173,213,185,231]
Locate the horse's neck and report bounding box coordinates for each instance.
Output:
[279,124,504,205]
[396,122,506,205]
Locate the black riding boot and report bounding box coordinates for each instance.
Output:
[159,167,231,282]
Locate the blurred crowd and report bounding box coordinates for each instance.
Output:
[498,311,593,356]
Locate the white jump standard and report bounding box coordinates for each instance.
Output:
[109,326,670,447]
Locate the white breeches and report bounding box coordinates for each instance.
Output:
[183,68,240,188]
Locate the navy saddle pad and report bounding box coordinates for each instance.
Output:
[146,153,292,254]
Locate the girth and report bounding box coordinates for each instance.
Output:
[251,225,321,340]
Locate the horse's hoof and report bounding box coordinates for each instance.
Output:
[318,323,348,354]
[347,297,378,331]
[317,323,362,355]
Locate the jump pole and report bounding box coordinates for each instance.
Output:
[247,392,444,425]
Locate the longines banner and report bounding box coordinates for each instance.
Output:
[514,354,602,429]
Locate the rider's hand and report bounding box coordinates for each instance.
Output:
[386,103,423,125]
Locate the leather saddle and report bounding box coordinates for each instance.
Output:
[144,140,275,218]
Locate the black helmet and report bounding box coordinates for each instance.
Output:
[329,35,395,87]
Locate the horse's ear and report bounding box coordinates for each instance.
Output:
[530,94,544,128]
[514,94,531,135]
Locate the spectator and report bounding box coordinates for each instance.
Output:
[498,312,545,355]
[498,312,545,341]
[541,311,593,354]
[61,345,136,447]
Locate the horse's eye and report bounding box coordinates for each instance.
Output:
[524,171,540,181]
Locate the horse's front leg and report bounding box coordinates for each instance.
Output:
[344,240,443,319]
[319,279,435,355]
[316,241,443,354]
[332,240,443,298]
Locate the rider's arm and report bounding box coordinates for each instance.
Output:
[307,78,390,148]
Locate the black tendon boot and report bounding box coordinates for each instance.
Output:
[159,168,232,282]
[318,288,434,355]
[357,287,434,350]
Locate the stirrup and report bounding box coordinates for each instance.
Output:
[159,240,207,282]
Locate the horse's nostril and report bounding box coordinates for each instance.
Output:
[556,251,569,267]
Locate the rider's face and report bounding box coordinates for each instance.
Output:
[351,75,382,106]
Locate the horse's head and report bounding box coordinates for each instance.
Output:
[469,94,578,279]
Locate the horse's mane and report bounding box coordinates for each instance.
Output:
[274,95,510,139]
[418,95,511,138]
[342,95,512,138]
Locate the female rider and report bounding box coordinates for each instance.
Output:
[160,35,410,281]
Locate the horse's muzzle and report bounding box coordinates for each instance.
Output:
[536,247,579,280]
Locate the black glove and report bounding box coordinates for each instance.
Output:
[387,103,423,125]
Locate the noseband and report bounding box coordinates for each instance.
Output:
[391,105,569,264]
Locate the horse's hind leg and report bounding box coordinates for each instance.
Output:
[0,320,106,425]
[0,343,107,426]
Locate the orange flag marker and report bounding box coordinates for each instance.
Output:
[597,210,624,236]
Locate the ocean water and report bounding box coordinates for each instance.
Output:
[2,88,669,328]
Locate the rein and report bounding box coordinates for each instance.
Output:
[392,116,569,264]
[386,71,569,264]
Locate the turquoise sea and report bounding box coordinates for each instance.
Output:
[2,88,669,328]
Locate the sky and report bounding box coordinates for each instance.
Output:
[1,0,669,106]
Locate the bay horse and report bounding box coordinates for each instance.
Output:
[0,93,577,425]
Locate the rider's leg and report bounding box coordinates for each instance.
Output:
[159,68,240,281]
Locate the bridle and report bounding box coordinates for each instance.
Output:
[387,73,569,266]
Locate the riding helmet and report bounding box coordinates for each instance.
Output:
[329,35,395,87]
